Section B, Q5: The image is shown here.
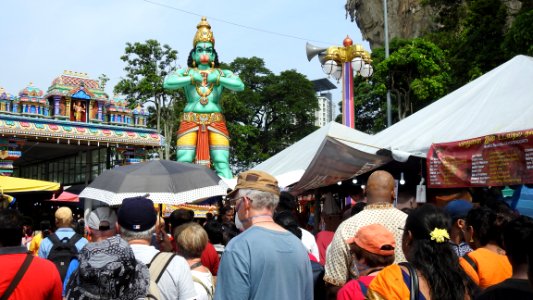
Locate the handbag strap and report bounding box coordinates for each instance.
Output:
[399,262,419,300]
[0,254,34,300]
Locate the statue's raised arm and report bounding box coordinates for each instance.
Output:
[163,17,244,179]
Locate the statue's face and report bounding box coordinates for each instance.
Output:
[193,42,214,66]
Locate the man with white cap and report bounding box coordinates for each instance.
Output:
[63,206,119,292]
[86,206,118,242]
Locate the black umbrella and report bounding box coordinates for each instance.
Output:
[79,160,229,205]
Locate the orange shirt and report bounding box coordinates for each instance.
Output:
[459,247,512,289]
[367,264,410,300]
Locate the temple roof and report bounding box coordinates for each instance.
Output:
[0,114,162,147]
[46,71,109,101]
[0,87,15,101]
[108,95,132,113]
[19,83,45,103]
[133,104,149,116]
[19,83,44,97]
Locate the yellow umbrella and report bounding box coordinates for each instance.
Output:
[0,176,60,193]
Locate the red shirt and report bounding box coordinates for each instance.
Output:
[315,230,334,266]
[201,242,220,276]
[337,275,375,300]
[0,247,62,300]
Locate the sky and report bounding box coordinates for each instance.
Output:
[0,0,370,108]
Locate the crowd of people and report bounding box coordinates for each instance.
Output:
[1,169,533,299]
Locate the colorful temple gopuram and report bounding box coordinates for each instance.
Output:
[0,71,162,184]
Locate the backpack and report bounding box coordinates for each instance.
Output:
[192,275,214,299]
[47,233,82,281]
[145,252,175,300]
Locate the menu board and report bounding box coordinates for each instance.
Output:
[427,129,533,188]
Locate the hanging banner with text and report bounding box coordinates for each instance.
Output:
[427,129,533,188]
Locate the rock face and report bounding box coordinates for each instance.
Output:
[345,0,524,50]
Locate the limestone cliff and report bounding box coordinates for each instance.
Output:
[345,0,525,50]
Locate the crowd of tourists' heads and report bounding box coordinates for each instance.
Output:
[503,216,533,270]
[216,169,313,300]
[348,224,395,269]
[324,170,408,291]
[0,208,23,247]
[403,204,473,299]
[365,170,395,204]
[443,199,474,257]
[169,208,194,233]
[86,206,118,241]
[118,197,157,240]
[274,210,302,239]
[203,219,224,245]
[218,204,234,223]
[6,167,533,300]
[464,206,513,249]
[65,236,149,300]
[1,207,64,299]
[54,206,74,228]
[175,222,208,259]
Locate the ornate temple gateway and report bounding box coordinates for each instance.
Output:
[0,71,162,184]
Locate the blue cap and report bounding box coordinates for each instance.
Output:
[444,199,473,220]
[117,197,157,232]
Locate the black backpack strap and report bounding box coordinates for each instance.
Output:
[67,233,82,247]
[0,254,34,300]
[48,233,61,246]
[399,262,419,300]
[462,253,478,272]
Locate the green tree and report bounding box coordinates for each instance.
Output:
[502,9,533,58]
[260,70,319,152]
[114,40,181,159]
[378,38,451,120]
[98,74,110,90]
[223,57,271,171]
[352,38,450,133]
[450,0,507,87]
[222,57,318,172]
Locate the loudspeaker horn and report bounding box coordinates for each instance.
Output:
[306,42,328,62]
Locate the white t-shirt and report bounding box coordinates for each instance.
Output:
[130,244,197,300]
[191,270,214,300]
[300,227,320,262]
[213,243,225,258]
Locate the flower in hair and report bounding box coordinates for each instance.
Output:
[430,228,450,243]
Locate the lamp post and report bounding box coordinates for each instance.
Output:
[384,0,392,127]
[306,36,373,128]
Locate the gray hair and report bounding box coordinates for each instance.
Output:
[119,225,156,242]
[237,188,279,211]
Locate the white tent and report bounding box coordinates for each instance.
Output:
[370,55,533,160]
[253,121,390,194]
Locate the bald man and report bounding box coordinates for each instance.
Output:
[323,170,407,290]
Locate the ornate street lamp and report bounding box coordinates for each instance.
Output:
[306,36,373,128]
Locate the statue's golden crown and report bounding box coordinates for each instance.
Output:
[193,17,215,47]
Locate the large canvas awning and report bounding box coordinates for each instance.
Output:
[369,55,533,160]
[0,176,60,193]
[253,122,391,195]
